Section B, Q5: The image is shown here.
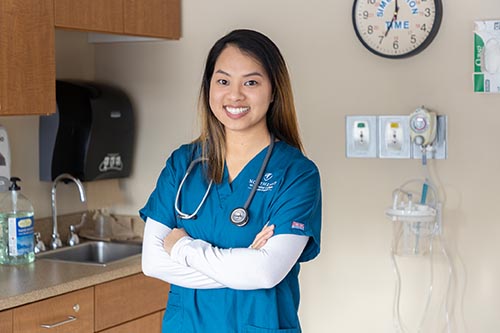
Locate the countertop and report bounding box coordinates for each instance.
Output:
[0,254,142,311]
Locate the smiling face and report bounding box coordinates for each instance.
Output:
[209,45,273,138]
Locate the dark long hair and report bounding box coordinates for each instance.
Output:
[196,29,303,183]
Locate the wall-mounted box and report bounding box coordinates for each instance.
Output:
[345,116,378,158]
[378,116,411,159]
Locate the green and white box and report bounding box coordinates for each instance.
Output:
[474,20,500,93]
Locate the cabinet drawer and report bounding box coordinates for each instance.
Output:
[98,311,162,333]
[13,287,93,333]
[95,273,169,331]
[0,309,13,333]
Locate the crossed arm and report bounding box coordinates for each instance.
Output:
[142,218,309,290]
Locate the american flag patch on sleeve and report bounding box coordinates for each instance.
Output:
[291,221,305,230]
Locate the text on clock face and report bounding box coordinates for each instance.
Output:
[386,21,410,30]
[377,0,419,17]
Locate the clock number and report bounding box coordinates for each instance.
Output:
[367,25,374,34]
[363,10,369,19]
[424,8,431,17]
[410,34,417,44]
[378,35,384,44]
[420,24,427,32]
[367,0,376,4]
[393,40,399,50]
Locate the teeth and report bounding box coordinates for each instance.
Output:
[226,106,249,115]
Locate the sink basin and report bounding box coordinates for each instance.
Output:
[37,241,142,266]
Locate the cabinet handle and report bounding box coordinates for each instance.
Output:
[40,315,77,329]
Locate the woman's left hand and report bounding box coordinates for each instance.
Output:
[163,228,189,254]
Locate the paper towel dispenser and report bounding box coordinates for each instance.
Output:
[39,80,135,181]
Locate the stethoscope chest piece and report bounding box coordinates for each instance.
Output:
[230,207,249,227]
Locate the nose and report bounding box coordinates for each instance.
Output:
[229,84,244,101]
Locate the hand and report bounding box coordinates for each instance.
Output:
[249,224,275,250]
[163,228,189,254]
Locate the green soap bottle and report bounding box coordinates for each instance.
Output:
[0,177,35,265]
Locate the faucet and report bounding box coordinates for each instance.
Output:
[51,173,86,250]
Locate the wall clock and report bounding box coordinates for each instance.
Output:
[352,0,443,59]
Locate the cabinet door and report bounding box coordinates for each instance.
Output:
[124,0,180,38]
[54,0,124,33]
[98,311,162,333]
[0,0,55,116]
[95,273,169,332]
[0,310,13,333]
[12,287,93,333]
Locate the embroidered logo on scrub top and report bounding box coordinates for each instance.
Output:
[291,221,305,230]
[248,173,277,192]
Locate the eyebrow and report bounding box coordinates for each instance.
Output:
[215,69,264,78]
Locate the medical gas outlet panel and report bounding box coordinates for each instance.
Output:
[345,113,447,159]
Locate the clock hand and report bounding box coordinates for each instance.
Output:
[384,0,400,37]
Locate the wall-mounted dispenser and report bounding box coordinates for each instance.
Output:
[0,125,11,192]
[39,80,135,181]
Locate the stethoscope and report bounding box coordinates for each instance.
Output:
[174,134,275,227]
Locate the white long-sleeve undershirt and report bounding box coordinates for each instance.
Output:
[142,218,309,290]
[142,218,224,289]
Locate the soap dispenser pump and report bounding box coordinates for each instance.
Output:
[0,177,35,265]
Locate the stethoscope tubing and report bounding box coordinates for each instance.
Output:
[242,135,274,211]
[175,134,275,226]
[174,157,213,220]
[229,134,275,227]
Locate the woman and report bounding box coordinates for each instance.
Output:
[140,29,322,333]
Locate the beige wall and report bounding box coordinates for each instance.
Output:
[1,1,499,332]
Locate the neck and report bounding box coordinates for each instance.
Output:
[224,130,272,182]
[225,130,271,158]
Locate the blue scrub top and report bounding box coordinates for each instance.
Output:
[140,141,322,333]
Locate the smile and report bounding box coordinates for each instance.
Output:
[225,106,249,115]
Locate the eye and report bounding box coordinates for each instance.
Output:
[216,79,229,85]
[244,80,258,86]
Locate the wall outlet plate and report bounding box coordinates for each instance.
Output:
[378,116,411,159]
[345,115,378,158]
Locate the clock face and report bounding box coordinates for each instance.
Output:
[352,0,442,58]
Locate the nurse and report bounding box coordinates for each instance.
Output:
[140,29,322,333]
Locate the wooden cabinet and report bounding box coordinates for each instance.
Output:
[54,0,123,34]
[0,0,55,116]
[123,0,180,38]
[0,310,13,333]
[0,0,180,115]
[54,0,181,39]
[99,312,162,333]
[5,274,167,333]
[95,273,169,332]
[12,287,94,333]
